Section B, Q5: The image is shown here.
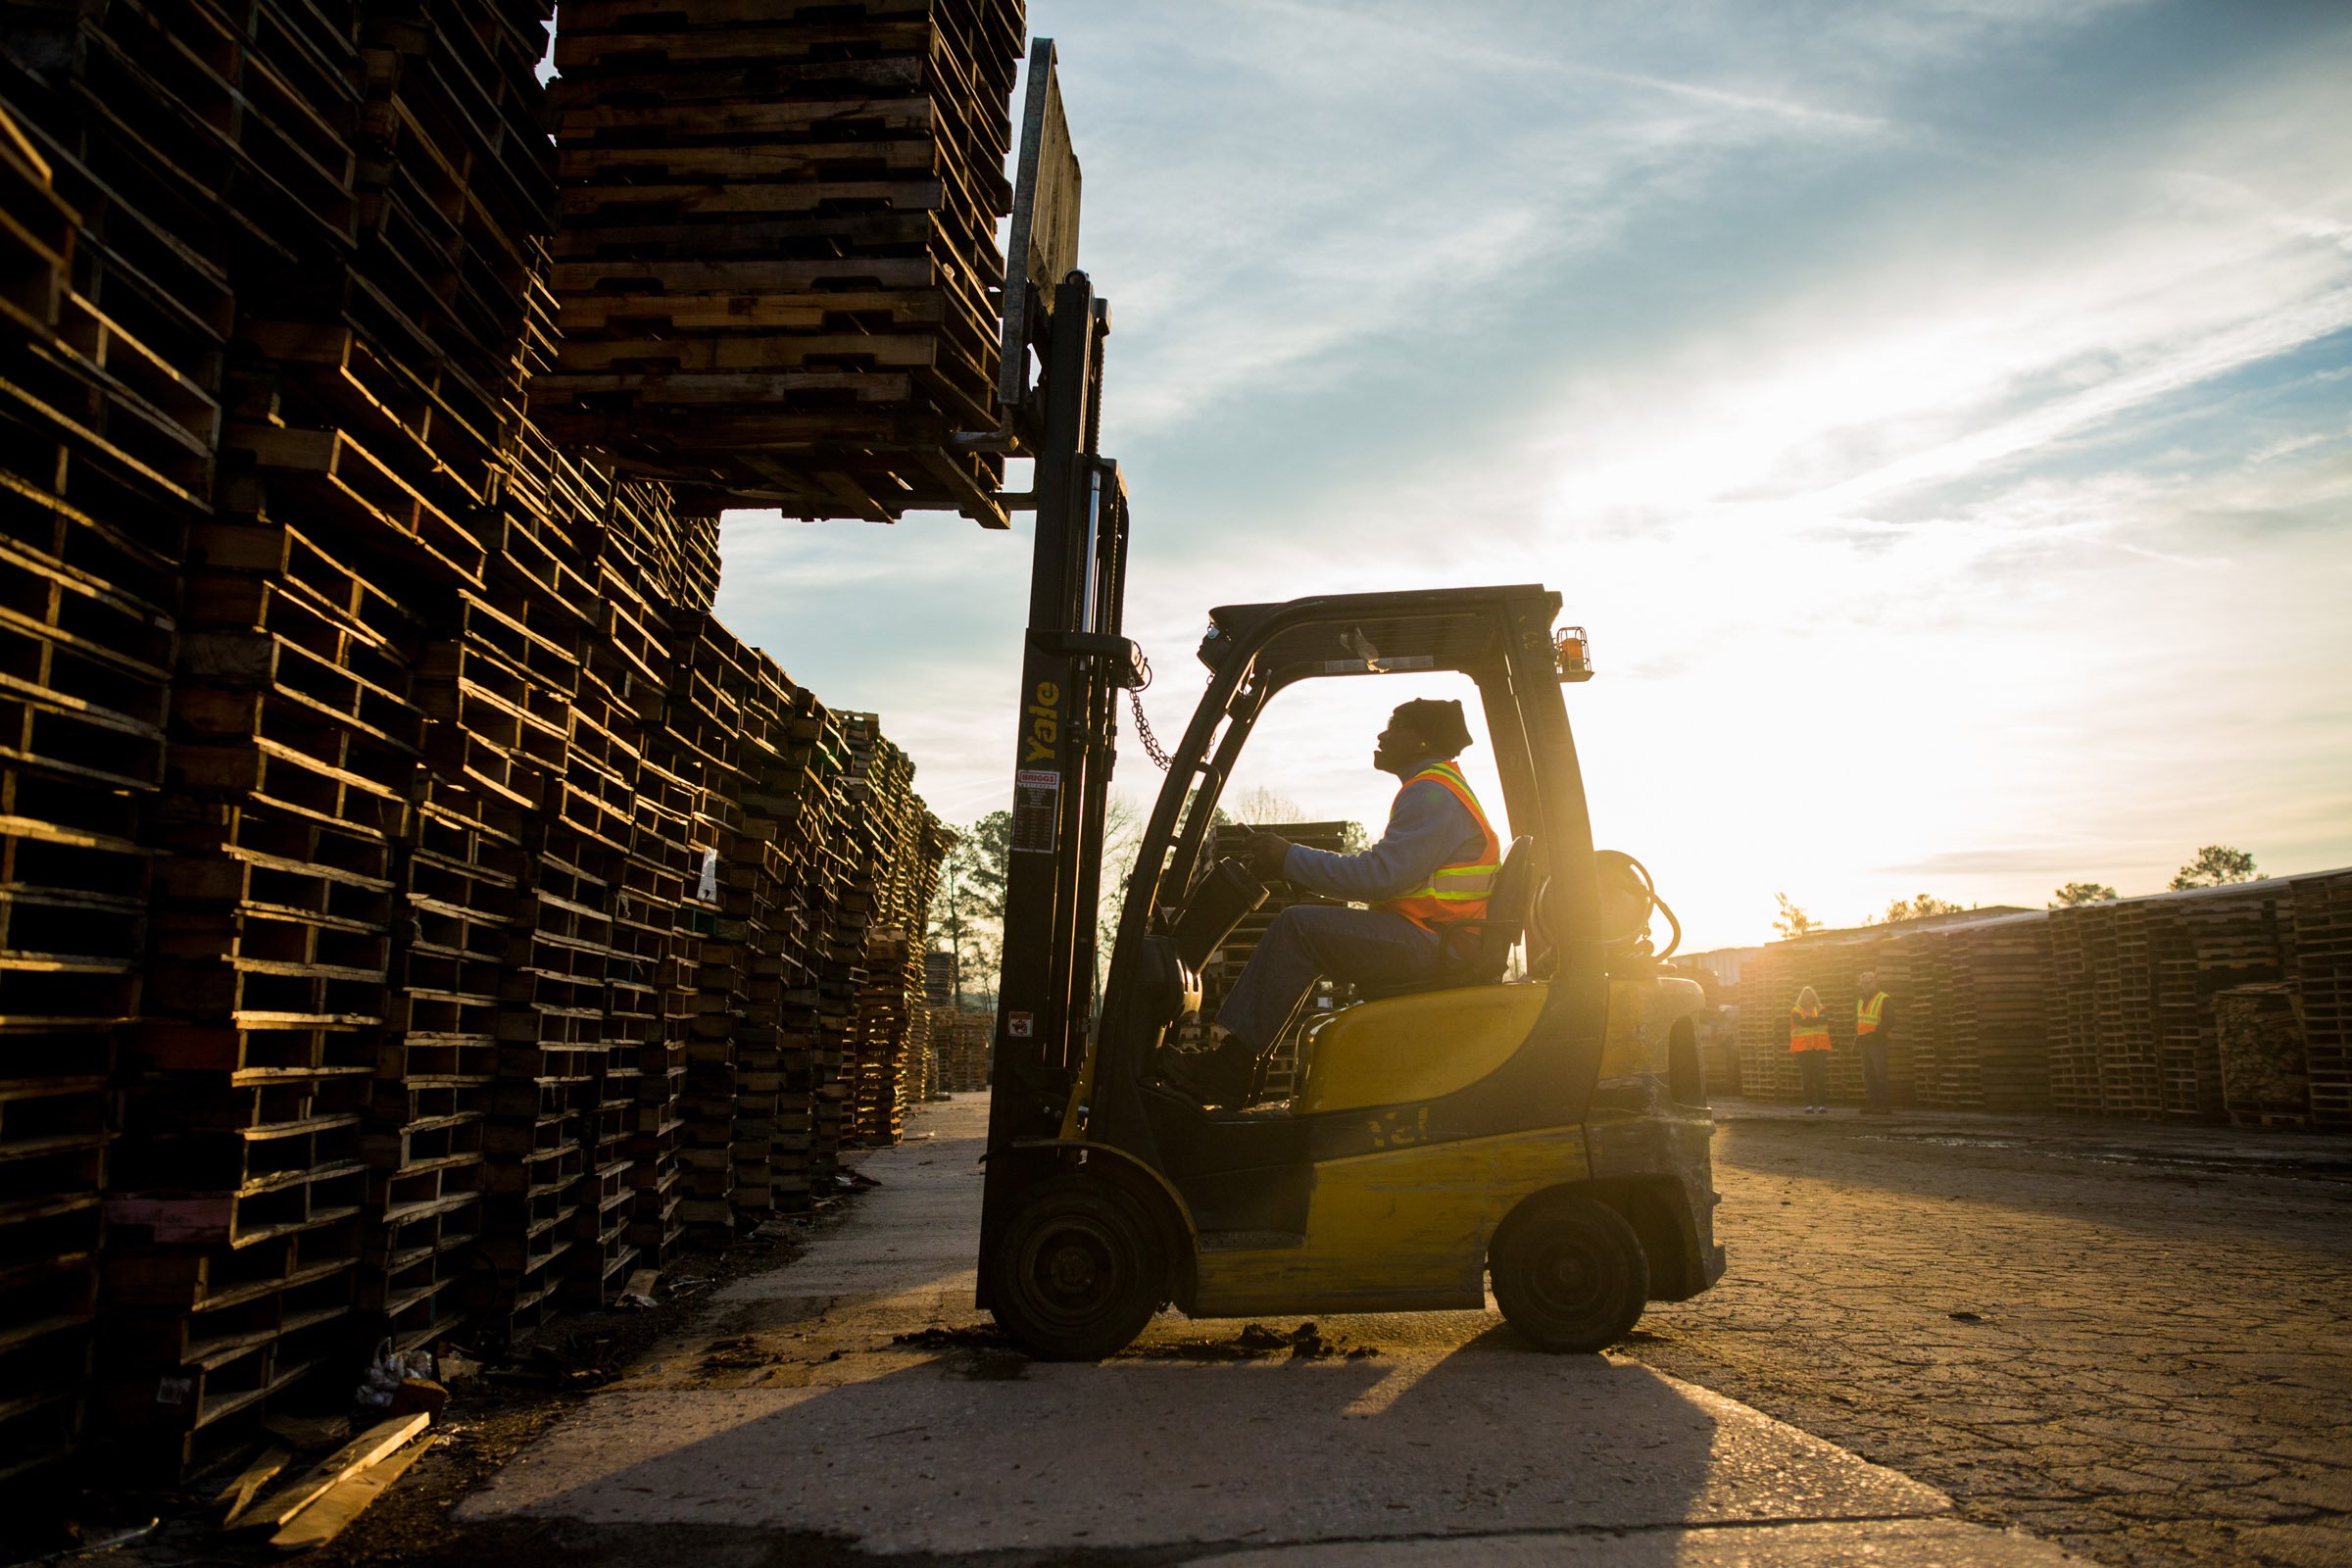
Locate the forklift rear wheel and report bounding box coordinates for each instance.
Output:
[989,1171,1167,1361]
[1491,1195,1649,1353]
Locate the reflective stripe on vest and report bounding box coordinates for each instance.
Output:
[1788,1008,1831,1053]
[1374,760,1501,931]
[1856,992,1888,1036]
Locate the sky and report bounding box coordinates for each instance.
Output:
[709,0,2352,952]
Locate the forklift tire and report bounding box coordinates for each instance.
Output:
[988,1171,1168,1361]
[1490,1194,1649,1353]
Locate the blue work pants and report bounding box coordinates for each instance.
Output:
[1215,905,1440,1050]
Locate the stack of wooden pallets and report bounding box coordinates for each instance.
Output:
[652,620,870,1222]
[719,660,808,1220]
[0,0,970,1491]
[1734,878,2352,1127]
[594,472,722,616]
[357,0,557,374]
[1894,930,1961,1105]
[921,947,956,1005]
[773,663,840,1207]
[485,834,604,1335]
[2149,911,2204,1120]
[620,737,716,1272]
[2216,983,2310,1130]
[841,715,945,1141]
[2100,902,2161,1117]
[561,602,662,1311]
[930,1005,992,1092]
[906,986,936,1104]
[1888,915,2049,1111]
[2286,870,2351,1131]
[897,820,950,1107]
[48,0,426,1465]
[661,621,750,1237]
[2045,903,2104,1114]
[164,540,430,1396]
[0,97,192,1490]
[2167,886,2296,1121]
[533,0,1026,524]
[2039,882,2310,1122]
[1732,949,1792,1103]
[1962,916,2053,1112]
[801,708,858,1186]
[372,771,513,1355]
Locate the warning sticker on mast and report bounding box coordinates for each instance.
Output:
[1011,769,1060,854]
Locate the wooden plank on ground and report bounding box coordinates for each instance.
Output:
[214,1443,293,1519]
[268,1434,430,1552]
[224,1412,429,1532]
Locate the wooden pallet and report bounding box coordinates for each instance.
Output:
[533,0,1023,522]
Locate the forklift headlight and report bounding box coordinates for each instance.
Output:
[1556,626,1593,682]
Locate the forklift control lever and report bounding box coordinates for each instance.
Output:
[1170,858,1268,972]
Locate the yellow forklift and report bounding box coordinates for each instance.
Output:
[973,566,1731,1363]
[976,270,1724,1360]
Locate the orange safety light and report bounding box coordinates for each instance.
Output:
[1555,625,1593,682]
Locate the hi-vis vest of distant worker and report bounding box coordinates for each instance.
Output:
[1788,1002,1831,1054]
[1856,991,1889,1038]
[1374,760,1500,931]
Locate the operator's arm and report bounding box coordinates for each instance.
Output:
[1278,782,1481,904]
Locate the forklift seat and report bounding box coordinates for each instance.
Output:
[1294,982,1548,1113]
[1355,835,1538,1004]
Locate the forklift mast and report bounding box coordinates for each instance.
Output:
[965,38,1145,1295]
[986,271,1132,1122]
[979,268,1141,1268]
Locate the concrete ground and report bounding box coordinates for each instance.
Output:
[1632,1101,2352,1568]
[435,1095,2079,1566]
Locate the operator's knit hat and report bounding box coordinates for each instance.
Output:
[1391,698,1473,756]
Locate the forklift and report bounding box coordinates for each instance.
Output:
[975,50,1723,1362]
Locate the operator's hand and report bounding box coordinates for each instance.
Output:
[1248,832,1294,881]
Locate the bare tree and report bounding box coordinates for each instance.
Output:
[1093,793,1147,998]
[1227,784,1305,826]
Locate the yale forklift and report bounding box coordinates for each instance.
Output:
[975,49,1722,1362]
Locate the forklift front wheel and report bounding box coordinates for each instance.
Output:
[1490,1194,1650,1353]
[988,1172,1168,1361]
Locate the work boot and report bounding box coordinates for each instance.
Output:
[1155,1038,1257,1108]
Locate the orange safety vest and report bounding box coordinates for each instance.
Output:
[1374,760,1501,931]
[1788,1006,1831,1053]
[1856,992,1889,1037]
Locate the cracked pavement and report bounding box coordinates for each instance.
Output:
[1628,1102,2352,1568]
[301,1096,2349,1566]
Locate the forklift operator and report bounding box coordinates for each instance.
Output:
[1158,697,1502,1108]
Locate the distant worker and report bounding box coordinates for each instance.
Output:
[1855,970,1894,1115]
[1788,985,1831,1112]
[1158,698,1500,1108]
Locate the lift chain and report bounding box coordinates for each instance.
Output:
[1127,652,1172,772]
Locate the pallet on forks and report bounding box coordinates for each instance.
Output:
[531,0,1028,524]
